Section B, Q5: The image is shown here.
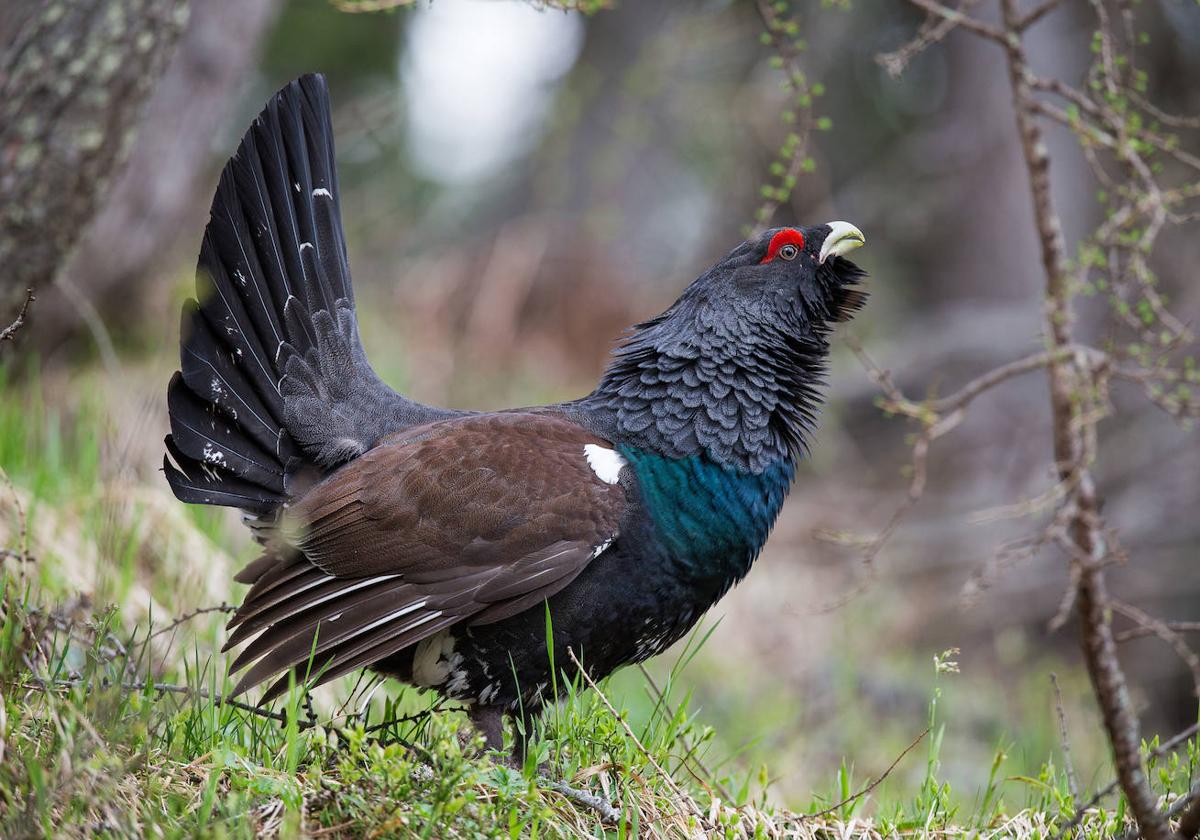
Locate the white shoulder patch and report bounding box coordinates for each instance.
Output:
[584,444,626,485]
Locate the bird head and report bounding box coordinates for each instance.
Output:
[698,221,867,329]
[617,220,868,357]
[587,221,868,470]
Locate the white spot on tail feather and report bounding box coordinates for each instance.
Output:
[584,444,625,485]
[312,187,333,199]
[201,443,227,467]
[299,241,313,252]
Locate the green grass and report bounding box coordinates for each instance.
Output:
[1,365,1197,837]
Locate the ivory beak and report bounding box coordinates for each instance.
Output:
[819,221,865,264]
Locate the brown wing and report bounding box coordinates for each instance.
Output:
[224,412,626,700]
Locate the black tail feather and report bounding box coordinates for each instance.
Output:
[165,73,457,516]
[177,301,288,456]
[166,372,284,492]
[163,437,282,513]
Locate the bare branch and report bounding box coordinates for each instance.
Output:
[996,0,1174,833]
[877,0,981,77]
[22,677,293,727]
[1110,601,1200,697]
[150,603,238,639]
[901,0,1010,47]
[1116,622,1200,644]
[920,345,1099,416]
[1128,90,1200,131]
[0,288,34,344]
[1017,0,1066,30]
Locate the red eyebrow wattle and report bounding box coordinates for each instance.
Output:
[760,228,805,264]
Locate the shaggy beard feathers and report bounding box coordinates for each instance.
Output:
[589,258,866,471]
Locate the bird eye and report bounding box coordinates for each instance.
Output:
[779,244,799,261]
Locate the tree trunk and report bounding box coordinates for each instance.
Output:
[0,0,190,339]
[42,0,282,352]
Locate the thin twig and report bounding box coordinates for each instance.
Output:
[20,677,292,726]
[1110,601,1200,697]
[362,704,444,734]
[878,0,980,77]
[751,0,817,233]
[636,662,734,802]
[0,465,32,564]
[1050,673,1081,808]
[1017,0,1065,29]
[801,727,930,820]
[566,648,707,825]
[0,288,35,343]
[903,0,1009,46]
[19,673,441,764]
[150,604,238,638]
[1117,622,1200,644]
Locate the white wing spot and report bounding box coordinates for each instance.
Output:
[584,444,626,485]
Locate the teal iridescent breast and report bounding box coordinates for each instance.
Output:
[618,446,795,582]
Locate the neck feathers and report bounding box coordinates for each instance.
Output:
[583,299,832,473]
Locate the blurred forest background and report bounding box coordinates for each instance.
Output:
[2,0,1198,809]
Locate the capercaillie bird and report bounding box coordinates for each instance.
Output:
[163,74,867,754]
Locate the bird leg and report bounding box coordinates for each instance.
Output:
[467,704,541,768]
[467,704,506,753]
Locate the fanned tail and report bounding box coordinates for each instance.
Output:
[164,74,455,516]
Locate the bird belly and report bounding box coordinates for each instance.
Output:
[373,544,708,711]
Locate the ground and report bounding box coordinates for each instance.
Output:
[0,364,1195,839]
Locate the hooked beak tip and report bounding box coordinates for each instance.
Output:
[819,221,865,264]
